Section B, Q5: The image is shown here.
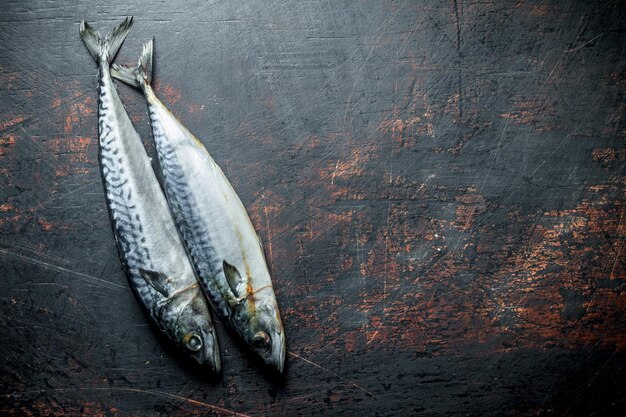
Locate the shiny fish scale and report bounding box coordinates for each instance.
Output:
[97,65,204,333]
[148,109,229,318]
[98,68,157,308]
[143,84,285,371]
[98,69,215,357]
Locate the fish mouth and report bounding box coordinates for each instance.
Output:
[195,329,221,374]
[265,329,286,373]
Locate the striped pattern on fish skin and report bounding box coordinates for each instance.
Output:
[112,40,286,372]
[147,108,230,317]
[79,19,220,372]
[98,65,161,311]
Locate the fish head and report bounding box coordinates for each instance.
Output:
[172,291,221,373]
[221,260,285,372]
[240,290,285,373]
[139,268,221,373]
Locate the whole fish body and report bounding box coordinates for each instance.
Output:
[113,40,285,372]
[79,19,220,372]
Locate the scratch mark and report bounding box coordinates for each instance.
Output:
[2,388,251,417]
[452,0,463,118]
[565,33,602,53]
[288,351,378,398]
[0,247,127,291]
[383,202,392,299]
[366,329,380,345]
[0,239,72,266]
[529,133,571,177]
[298,235,310,281]
[133,388,249,416]
[609,239,625,280]
[479,108,510,194]
[330,159,340,185]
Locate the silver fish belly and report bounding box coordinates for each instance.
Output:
[80,20,220,371]
[112,40,285,372]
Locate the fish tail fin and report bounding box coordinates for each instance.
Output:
[79,17,133,63]
[111,64,139,87]
[138,38,154,84]
[79,20,102,61]
[106,17,134,62]
[111,38,153,88]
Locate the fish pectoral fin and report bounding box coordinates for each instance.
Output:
[138,268,171,297]
[216,281,241,308]
[222,260,245,299]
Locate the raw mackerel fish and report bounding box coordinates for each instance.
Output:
[79,19,220,372]
[113,40,285,372]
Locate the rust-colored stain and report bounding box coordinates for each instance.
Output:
[187,103,205,113]
[0,134,15,156]
[528,4,553,17]
[38,218,55,231]
[0,115,27,130]
[45,136,94,178]
[37,217,69,232]
[499,92,560,132]
[499,109,535,123]
[63,94,95,133]
[0,203,15,212]
[454,188,487,231]
[498,99,557,132]
[592,147,626,163]
[158,83,183,105]
[277,155,626,355]
[483,196,626,350]
[316,144,380,200]
[380,114,435,154]
[238,121,274,144]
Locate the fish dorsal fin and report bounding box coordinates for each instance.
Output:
[138,268,171,297]
[222,260,245,298]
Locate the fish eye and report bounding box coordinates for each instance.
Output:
[185,333,203,352]
[252,331,271,352]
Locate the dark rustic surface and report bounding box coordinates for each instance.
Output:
[1,1,625,416]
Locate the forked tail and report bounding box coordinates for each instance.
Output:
[79,17,133,63]
[111,39,154,88]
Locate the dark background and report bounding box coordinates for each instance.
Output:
[1,1,625,416]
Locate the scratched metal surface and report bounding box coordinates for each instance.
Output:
[1,0,625,416]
